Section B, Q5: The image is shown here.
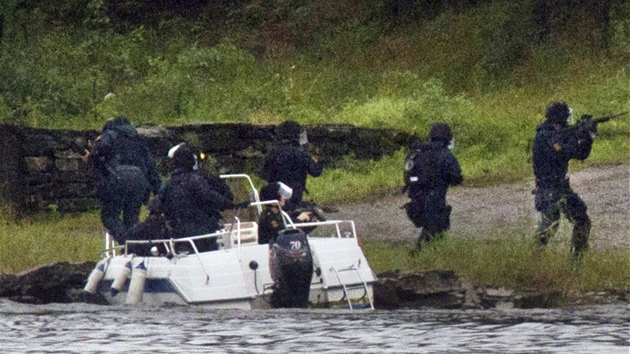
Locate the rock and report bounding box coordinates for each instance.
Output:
[514,290,563,309]
[0,274,19,297]
[0,262,607,309]
[375,269,472,309]
[373,278,401,310]
[372,270,575,310]
[461,278,482,309]
[5,261,96,304]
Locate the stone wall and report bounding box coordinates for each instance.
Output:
[0,123,417,215]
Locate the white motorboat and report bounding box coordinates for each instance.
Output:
[84,174,376,310]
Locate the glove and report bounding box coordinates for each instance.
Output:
[577,114,597,135]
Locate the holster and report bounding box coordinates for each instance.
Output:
[533,188,562,211]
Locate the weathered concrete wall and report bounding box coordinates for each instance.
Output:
[0,123,418,214]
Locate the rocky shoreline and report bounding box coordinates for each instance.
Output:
[0,262,625,309]
[1,165,627,309]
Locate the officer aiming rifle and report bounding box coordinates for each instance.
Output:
[532,103,627,258]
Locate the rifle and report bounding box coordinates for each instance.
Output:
[573,111,628,130]
[300,128,329,166]
[296,200,339,222]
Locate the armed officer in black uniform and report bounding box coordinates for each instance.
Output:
[404,123,463,251]
[158,143,234,252]
[87,116,161,244]
[532,101,596,257]
[260,120,323,213]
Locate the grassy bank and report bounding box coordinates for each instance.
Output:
[362,229,630,299]
[0,212,103,274]
[2,211,628,300]
[1,1,629,299]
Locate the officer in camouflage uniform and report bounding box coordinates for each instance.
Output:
[532,101,596,257]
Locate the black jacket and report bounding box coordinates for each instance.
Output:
[159,169,233,238]
[90,123,161,196]
[533,121,593,189]
[408,140,463,202]
[260,139,322,211]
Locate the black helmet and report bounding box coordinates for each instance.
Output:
[545,101,571,125]
[277,120,301,141]
[168,143,199,171]
[103,115,130,131]
[429,123,453,142]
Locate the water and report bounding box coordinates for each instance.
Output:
[1,300,627,353]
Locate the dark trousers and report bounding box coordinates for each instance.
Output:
[536,189,590,256]
[98,166,150,243]
[407,190,452,247]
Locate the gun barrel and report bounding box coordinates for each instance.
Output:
[593,111,629,124]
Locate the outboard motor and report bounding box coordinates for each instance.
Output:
[269,228,313,308]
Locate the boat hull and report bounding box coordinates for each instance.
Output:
[94,236,375,309]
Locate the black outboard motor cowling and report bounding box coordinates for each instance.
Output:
[269,228,313,308]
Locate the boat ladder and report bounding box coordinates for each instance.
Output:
[330,265,374,310]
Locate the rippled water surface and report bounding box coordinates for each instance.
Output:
[1,300,628,353]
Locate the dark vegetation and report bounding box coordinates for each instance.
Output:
[2,1,629,191]
[1,1,628,295]
[1,0,628,128]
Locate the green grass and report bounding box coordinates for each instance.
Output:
[361,222,630,298]
[0,212,104,274]
[1,1,629,300]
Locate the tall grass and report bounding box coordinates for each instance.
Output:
[361,222,630,297]
[0,212,103,274]
[1,1,628,296]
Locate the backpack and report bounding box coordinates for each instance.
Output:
[403,142,437,195]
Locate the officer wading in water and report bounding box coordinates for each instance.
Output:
[532,101,597,258]
[404,123,463,252]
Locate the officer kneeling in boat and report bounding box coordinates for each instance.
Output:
[158,143,234,253]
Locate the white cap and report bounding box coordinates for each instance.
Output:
[167,143,186,158]
[278,182,293,200]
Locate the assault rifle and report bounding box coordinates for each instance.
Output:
[296,200,339,222]
[571,111,628,131]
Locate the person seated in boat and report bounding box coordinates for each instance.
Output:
[158,143,234,253]
[257,182,318,244]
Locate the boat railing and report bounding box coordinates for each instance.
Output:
[250,200,357,239]
[289,218,358,239]
[102,216,259,260]
[220,173,262,215]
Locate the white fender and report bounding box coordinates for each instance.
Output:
[126,261,147,304]
[110,261,132,297]
[83,263,106,295]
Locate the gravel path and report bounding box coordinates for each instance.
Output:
[332,163,630,250]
